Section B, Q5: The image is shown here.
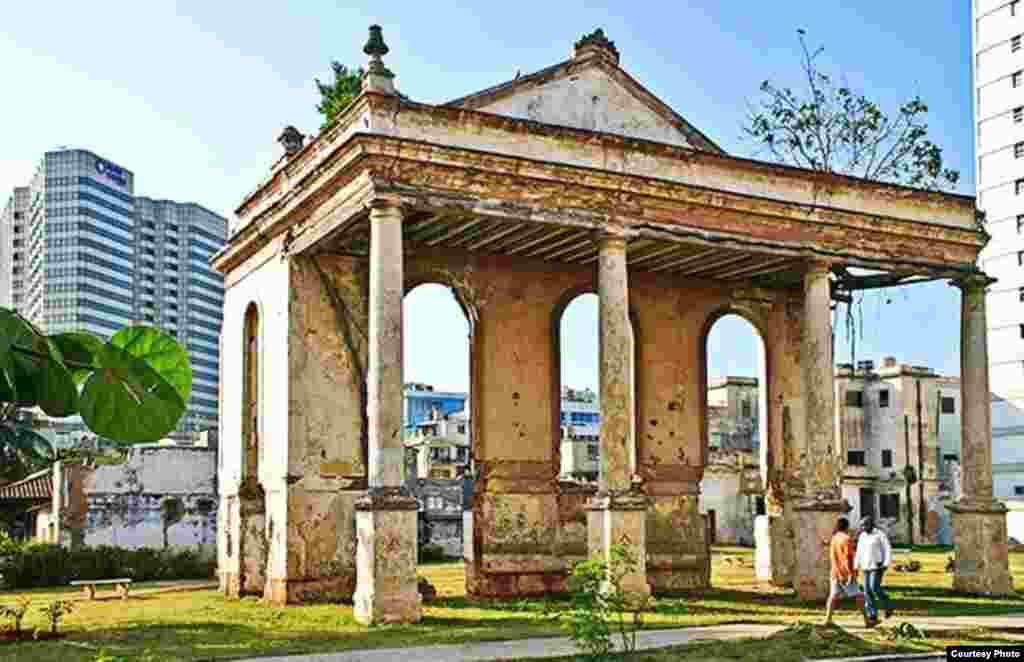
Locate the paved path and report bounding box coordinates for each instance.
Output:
[240,614,1024,662]
[241,624,785,662]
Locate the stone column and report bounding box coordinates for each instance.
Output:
[949,275,1013,594]
[587,232,650,601]
[792,260,849,601]
[353,198,422,625]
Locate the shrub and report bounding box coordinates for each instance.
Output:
[418,543,447,563]
[0,545,213,589]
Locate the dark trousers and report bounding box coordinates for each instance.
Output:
[863,568,891,619]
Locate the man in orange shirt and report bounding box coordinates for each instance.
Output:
[824,517,858,625]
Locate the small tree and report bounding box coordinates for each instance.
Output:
[0,597,31,634]
[744,30,959,192]
[0,307,193,478]
[315,62,364,131]
[556,544,649,660]
[38,599,73,635]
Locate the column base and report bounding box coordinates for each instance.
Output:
[949,499,1014,596]
[353,488,422,625]
[587,491,651,602]
[792,497,850,601]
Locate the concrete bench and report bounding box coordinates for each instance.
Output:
[70,578,133,600]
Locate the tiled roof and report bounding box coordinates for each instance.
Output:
[0,468,52,500]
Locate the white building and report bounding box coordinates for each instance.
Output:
[974,1,1024,471]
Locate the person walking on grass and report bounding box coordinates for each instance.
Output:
[854,515,894,627]
[824,517,858,625]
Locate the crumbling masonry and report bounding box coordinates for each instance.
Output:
[214,27,1012,623]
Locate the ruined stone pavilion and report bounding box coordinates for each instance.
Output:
[214,27,1012,623]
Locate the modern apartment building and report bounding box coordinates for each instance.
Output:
[974,1,1024,463]
[0,186,29,309]
[0,148,227,444]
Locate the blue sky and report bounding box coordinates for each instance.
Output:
[1,1,973,392]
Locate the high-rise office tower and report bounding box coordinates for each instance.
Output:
[0,148,226,444]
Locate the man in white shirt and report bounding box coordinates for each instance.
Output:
[853,515,894,627]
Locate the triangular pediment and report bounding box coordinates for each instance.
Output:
[446,49,721,153]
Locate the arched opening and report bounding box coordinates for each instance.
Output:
[555,292,637,484]
[402,283,472,570]
[558,293,601,482]
[701,313,768,549]
[242,303,260,483]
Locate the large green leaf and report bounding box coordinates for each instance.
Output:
[49,333,103,384]
[79,344,187,443]
[34,339,78,417]
[0,309,47,406]
[109,326,192,403]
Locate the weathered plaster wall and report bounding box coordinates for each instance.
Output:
[84,447,217,553]
[475,66,693,148]
[219,249,292,599]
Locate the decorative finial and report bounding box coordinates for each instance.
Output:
[277,126,304,157]
[364,25,389,59]
[362,24,396,94]
[573,28,620,64]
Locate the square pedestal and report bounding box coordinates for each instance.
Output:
[754,514,793,587]
[587,492,651,600]
[950,500,1014,595]
[353,489,422,625]
[792,498,850,601]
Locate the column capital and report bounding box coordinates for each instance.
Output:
[592,226,634,248]
[950,272,996,292]
[804,257,834,276]
[365,194,405,214]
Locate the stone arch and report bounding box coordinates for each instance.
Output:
[698,305,772,547]
[550,285,642,484]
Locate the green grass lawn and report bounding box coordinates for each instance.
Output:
[0,547,1021,662]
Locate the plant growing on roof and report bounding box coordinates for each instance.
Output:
[0,307,193,473]
[744,30,959,192]
[315,62,364,131]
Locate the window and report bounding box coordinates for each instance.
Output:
[1017,179,1024,195]
[941,396,956,414]
[1019,287,1024,302]
[1014,35,1022,53]
[1014,71,1023,88]
[943,453,959,463]
[755,496,766,516]
[243,303,260,480]
[847,450,866,466]
[1016,142,1024,159]
[882,449,893,468]
[741,400,752,418]
[845,390,864,407]
[457,424,466,434]
[1019,252,1024,266]
[878,389,890,408]
[1018,215,1024,233]
[587,444,599,461]
[859,488,876,519]
[1016,486,1024,496]
[1016,107,1024,123]
[1020,323,1024,339]
[879,493,900,519]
